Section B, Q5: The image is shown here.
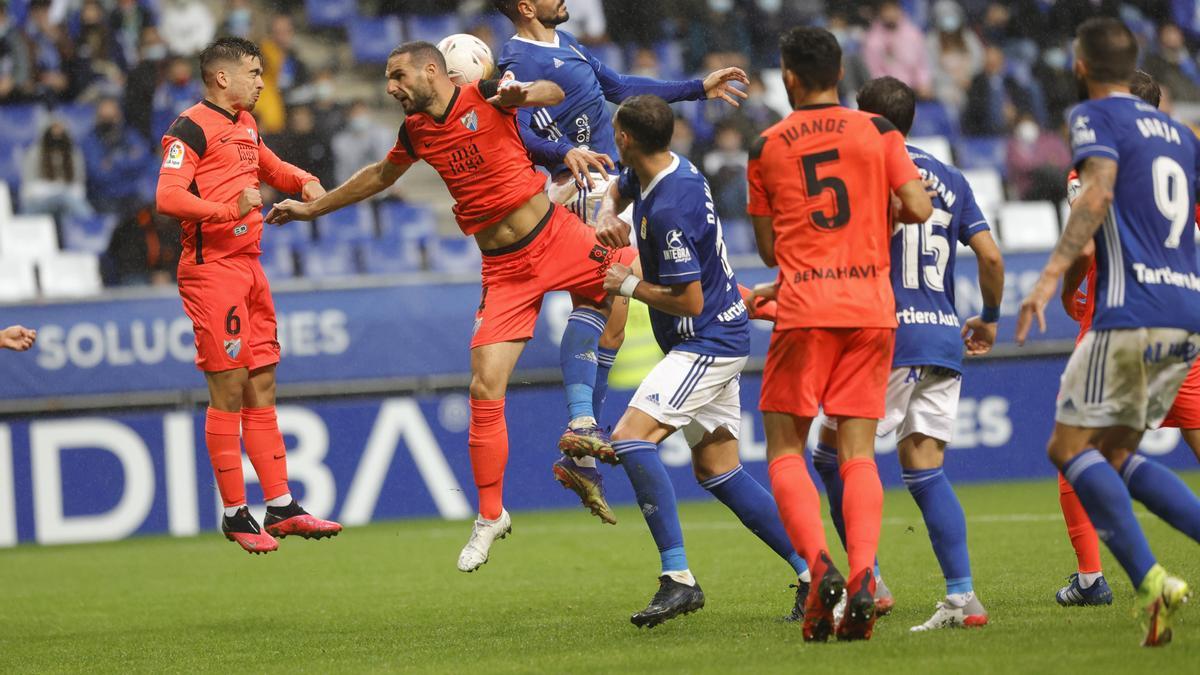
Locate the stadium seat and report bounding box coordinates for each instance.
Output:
[0,143,21,198]
[429,237,481,274]
[38,251,103,297]
[0,214,59,261]
[349,16,405,64]
[378,201,437,240]
[405,14,463,44]
[316,202,376,243]
[997,201,1060,252]
[0,104,42,148]
[910,100,957,140]
[0,181,12,218]
[298,240,360,278]
[954,136,1007,176]
[258,243,297,281]
[60,213,117,254]
[720,218,757,257]
[0,256,37,302]
[305,0,357,28]
[361,235,424,275]
[53,102,97,141]
[961,168,1005,226]
[909,136,953,166]
[589,43,625,72]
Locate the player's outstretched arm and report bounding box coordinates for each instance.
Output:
[483,78,564,109]
[0,325,36,351]
[266,159,408,225]
[751,215,776,267]
[603,263,703,317]
[962,230,1004,356]
[1017,157,1117,344]
[595,179,634,248]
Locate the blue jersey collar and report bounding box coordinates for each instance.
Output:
[641,153,680,200]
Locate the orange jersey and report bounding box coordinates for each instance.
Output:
[157,101,317,265]
[387,82,546,235]
[747,104,920,330]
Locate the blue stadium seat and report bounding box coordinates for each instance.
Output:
[405,14,463,44]
[361,235,424,275]
[720,218,756,257]
[378,201,437,242]
[60,214,117,255]
[954,136,1007,176]
[258,243,297,281]
[52,102,96,141]
[910,101,958,140]
[349,16,405,64]
[589,43,624,72]
[429,237,481,274]
[315,202,376,242]
[0,105,42,147]
[0,143,23,198]
[298,240,360,278]
[262,220,312,247]
[650,41,685,80]
[305,0,357,28]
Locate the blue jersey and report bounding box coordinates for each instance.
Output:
[1069,94,1200,332]
[891,145,990,372]
[497,30,704,176]
[617,154,749,357]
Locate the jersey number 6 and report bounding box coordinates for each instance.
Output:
[801,150,851,231]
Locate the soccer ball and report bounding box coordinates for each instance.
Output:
[437,34,494,85]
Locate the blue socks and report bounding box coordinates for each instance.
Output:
[1064,449,1157,587]
[560,308,605,421]
[1121,454,1200,543]
[812,443,848,548]
[903,467,973,595]
[614,439,687,573]
[701,464,808,577]
[594,347,618,424]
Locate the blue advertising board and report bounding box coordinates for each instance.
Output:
[2,357,1196,547]
[0,252,1075,404]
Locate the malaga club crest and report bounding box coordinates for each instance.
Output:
[461,110,479,132]
[224,338,242,359]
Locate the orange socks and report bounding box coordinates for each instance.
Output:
[840,457,884,579]
[1059,472,1102,573]
[242,406,290,503]
[205,407,245,508]
[469,398,508,520]
[768,454,829,571]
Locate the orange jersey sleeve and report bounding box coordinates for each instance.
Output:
[157,126,240,223]
[258,140,318,194]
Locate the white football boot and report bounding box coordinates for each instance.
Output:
[457,509,512,572]
[910,592,989,632]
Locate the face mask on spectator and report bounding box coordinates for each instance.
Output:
[708,0,734,13]
[757,0,782,12]
[143,44,167,61]
[348,115,371,133]
[1016,120,1039,144]
[1042,48,1067,70]
[315,81,335,102]
[937,13,961,32]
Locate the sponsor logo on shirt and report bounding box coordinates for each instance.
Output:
[233,224,248,236]
[717,300,747,322]
[163,140,185,169]
[663,229,692,263]
[791,264,878,283]
[896,306,960,327]
[247,128,257,142]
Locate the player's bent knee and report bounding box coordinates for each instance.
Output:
[468,375,506,401]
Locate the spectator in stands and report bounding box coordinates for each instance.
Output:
[302,69,346,139]
[962,46,1034,137]
[220,0,254,39]
[0,2,32,102]
[1005,112,1071,202]
[1048,0,1122,39]
[259,14,310,123]
[332,102,393,186]
[20,118,93,225]
[123,26,166,141]
[159,0,216,57]
[926,0,982,115]
[1034,45,1077,127]
[81,97,151,214]
[862,1,932,99]
[69,0,120,99]
[1143,23,1200,104]
[681,0,750,72]
[0,325,36,351]
[829,12,871,105]
[670,115,696,158]
[274,105,334,190]
[603,0,666,48]
[979,2,1048,52]
[723,74,781,143]
[151,56,200,138]
[105,202,180,286]
[109,0,155,72]
[702,119,748,222]
[560,0,608,45]
[747,0,823,69]
[25,0,70,102]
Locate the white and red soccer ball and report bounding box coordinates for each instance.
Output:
[437,33,494,85]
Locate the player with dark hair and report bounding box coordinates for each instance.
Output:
[156,36,340,554]
[591,97,811,627]
[267,41,636,573]
[493,0,750,526]
[1018,18,1200,646]
[749,26,932,642]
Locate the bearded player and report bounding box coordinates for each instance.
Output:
[266,42,635,572]
[156,37,341,554]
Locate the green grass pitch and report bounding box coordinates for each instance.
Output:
[3,475,1200,673]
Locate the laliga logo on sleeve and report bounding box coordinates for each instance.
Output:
[163,140,184,169]
[461,110,479,132]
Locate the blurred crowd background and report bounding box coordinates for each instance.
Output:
[1,0,1199,298]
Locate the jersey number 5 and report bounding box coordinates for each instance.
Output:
[800,150,851,230]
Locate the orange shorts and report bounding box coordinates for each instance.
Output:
[1162,358,1200,429]
[760,327,895,419]
[177,254,280,372]
[472,205,636,348]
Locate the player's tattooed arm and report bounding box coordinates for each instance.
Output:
[1016,157,1116,344]
[595,179,633,248]
[266,160,408,225]
[603,262,704,317]
[751,215,776,267]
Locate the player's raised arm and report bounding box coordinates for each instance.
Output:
[576,36,745,106]
[594,172,634,248]
[482,77,564,109]
[258,139,324,202]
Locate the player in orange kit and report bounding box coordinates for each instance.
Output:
[266,42,636,573]
[156,37,342,554]
[747,26,932,642]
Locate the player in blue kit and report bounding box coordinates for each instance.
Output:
[1018,18,1200,647]
[492,0,750,526]
[591,95,809,628]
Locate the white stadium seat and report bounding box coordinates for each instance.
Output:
[997,201,1060,252]
[909,135,953,166]
[37,251,102,298]
[0,181,12,219]
[0,214,58,261]
[961,168,1005,226]
[0,256,37,302]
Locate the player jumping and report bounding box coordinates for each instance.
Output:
[265,42,635,573]
[749,27,932,642]
[156,37,342,554]
[589,95,810,627]
[493,0,750,525]
[1017,18,1200,647]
